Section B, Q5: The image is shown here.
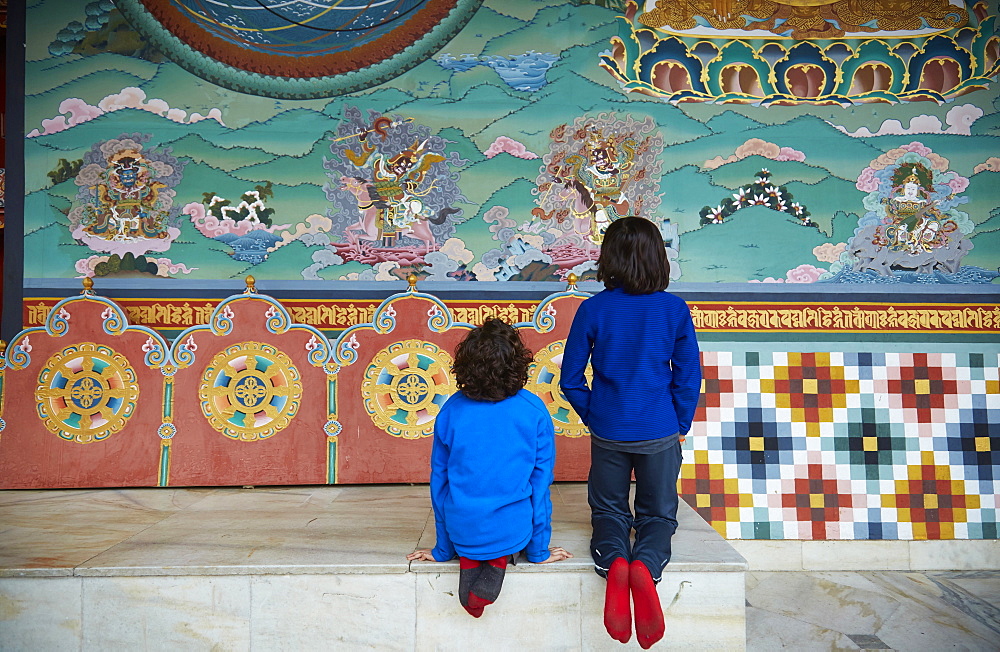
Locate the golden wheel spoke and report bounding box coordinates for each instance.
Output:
[204,386,231,399]
[53,405,77,422]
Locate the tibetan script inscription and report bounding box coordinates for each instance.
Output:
[24,299,999,335]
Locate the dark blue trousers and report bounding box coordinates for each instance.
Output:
[588,441,682,583]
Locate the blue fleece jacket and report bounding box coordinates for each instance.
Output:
[560,288,702,441]
[430,389,556,563]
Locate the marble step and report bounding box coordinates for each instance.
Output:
[0,483,747,650]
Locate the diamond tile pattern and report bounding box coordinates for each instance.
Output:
[681,351,999,540]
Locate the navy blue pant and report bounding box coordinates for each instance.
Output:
[588,441,682,583]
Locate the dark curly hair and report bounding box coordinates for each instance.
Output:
[597,216,670,294]
[453,318,533,402]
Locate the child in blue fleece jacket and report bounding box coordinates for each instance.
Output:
[561,217,702,649]
[406,318,572,617]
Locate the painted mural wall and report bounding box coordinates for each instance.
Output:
[21,0,1000,287]
[5,0,999,541]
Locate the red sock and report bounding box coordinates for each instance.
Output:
[488,556,508,570]
[604,557,631,643]
[466,591,490,612]
[629,560,664,649]
[458,557,485,618]
[467,556,508,613]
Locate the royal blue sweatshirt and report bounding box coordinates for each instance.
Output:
[560,288,702,441]
[430,389,556,563]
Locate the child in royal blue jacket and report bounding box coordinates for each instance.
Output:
[561,217,702,649]
[407,318,572,617]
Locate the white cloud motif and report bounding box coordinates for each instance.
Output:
[830,104,984,137]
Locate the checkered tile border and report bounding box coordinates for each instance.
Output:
[680,351,999,540]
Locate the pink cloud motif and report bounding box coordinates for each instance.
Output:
[28,87,225,138]
[32,116,67,137]
[785,264,824,283]
[183,201,289,239]
[748,266,822,283]
[704,138,805,169]
[99,87,153,112]
[60,97,104,125]
[973,157,1000,174]
[856,167,880,192]
[28,98,106,136]
[484,136,538,159]
[185,201,249,238]
[775,146,806,162]
[867,142,950,173]
[945,173,969,194]
[898,141,933,158]
[813,243,846,263]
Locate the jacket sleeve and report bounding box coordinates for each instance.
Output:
[526,409,555,562]
[429,417,456,561]
[560,302,593,425]
[670,303,702,436]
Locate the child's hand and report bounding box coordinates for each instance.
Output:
[406,548,437,562]
[536,546,573,563]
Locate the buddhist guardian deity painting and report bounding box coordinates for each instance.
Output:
[17,0,1000,286]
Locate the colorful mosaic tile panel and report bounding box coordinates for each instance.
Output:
[680,351,999,540]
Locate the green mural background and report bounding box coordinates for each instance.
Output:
[20,0,1000,286]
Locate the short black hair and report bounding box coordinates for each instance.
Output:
[453,318,533,402]
[596,216,670,294]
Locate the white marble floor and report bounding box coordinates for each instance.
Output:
[746,569,1000,651]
